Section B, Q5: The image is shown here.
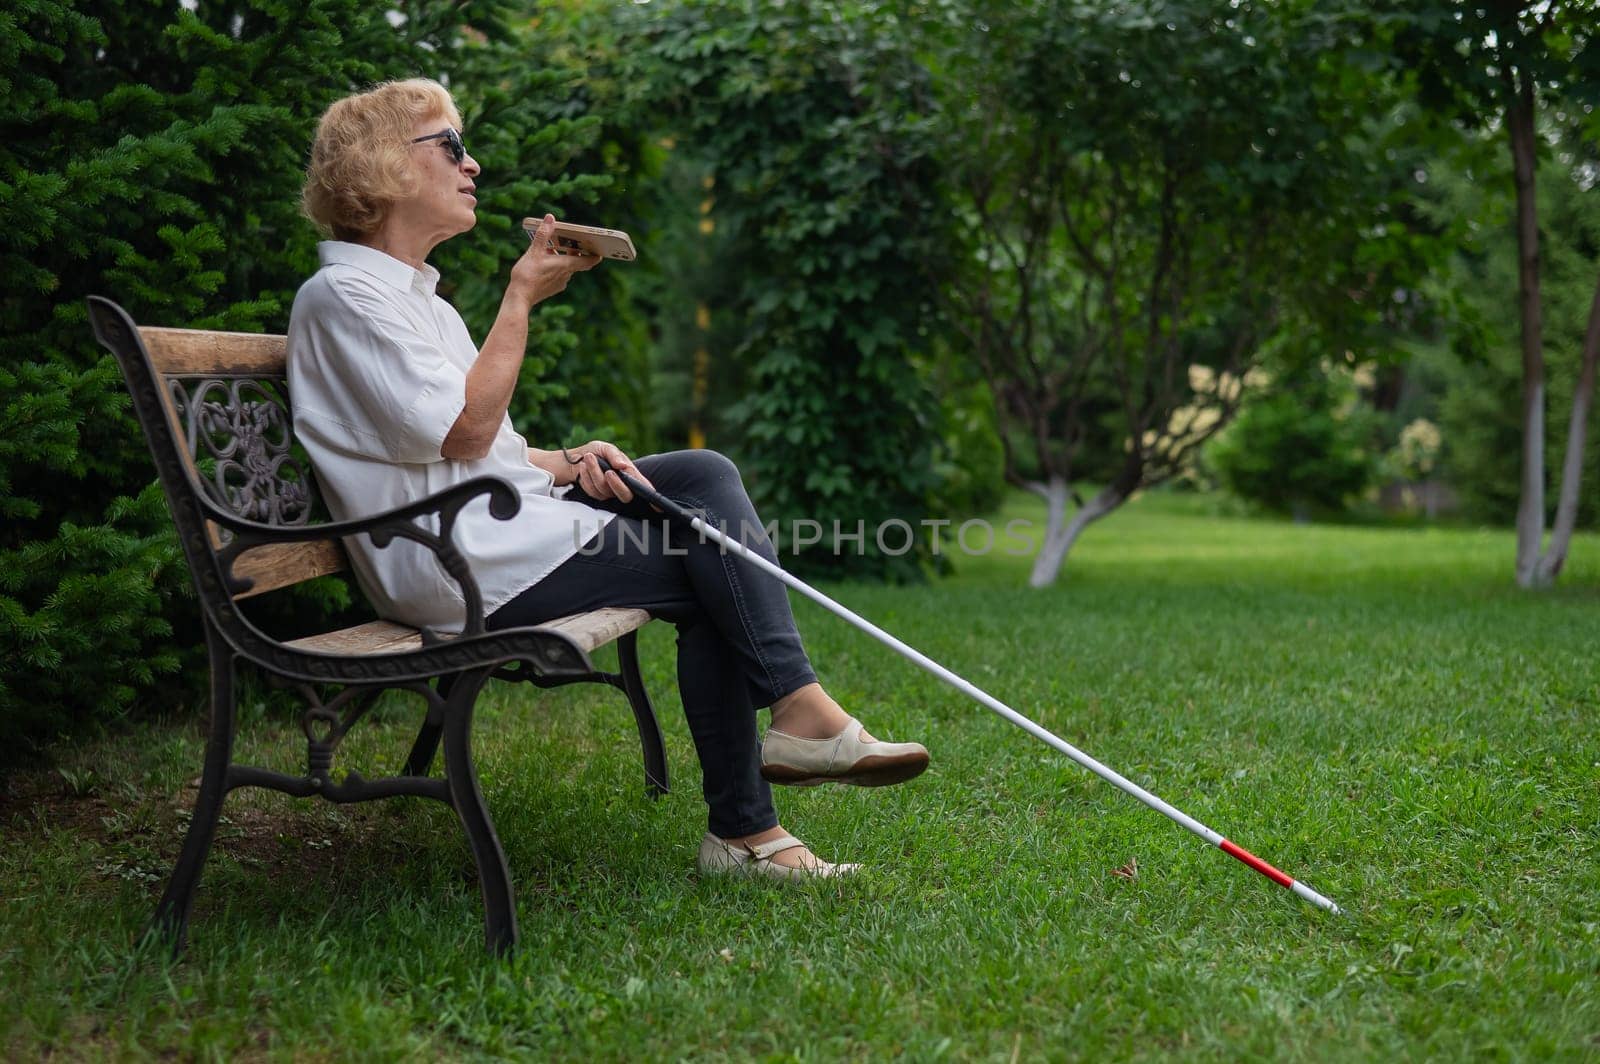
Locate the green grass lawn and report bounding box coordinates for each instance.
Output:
[3,491,1598,1060]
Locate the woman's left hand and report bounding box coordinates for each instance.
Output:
[566,441,653,503]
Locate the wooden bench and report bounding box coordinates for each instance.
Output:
[87,296,668,956]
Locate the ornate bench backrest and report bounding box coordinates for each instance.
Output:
[88,298,348,602]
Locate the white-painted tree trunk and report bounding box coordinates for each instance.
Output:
[1515,377,1547,588]
[1026,476,1126,588]
[1532,274,1600,585]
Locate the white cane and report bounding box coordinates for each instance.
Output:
[596,459,1342,915]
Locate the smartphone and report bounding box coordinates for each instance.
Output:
[522,217,637,261]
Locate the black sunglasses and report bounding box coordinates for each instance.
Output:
[411,127,465,165]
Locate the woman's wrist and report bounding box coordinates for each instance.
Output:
[501,283,535,318]
[530,446,582,484]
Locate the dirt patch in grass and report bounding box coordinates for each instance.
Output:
[0,769,124,840]
[207,792,439,879]
[0,764,456,892]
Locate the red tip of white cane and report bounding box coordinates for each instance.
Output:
[1219,838,1342,915]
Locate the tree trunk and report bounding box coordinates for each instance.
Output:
[1507,73,1547,588]
[1025,475,1071,587]
[1533,271,1600,583]
[1026,460,1142,587]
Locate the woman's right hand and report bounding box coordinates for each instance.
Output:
[510,214,601,307]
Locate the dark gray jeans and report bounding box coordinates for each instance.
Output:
[487,449,817,838]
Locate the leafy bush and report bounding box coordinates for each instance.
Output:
[1207,372,1376,519]
[628,1,951,580]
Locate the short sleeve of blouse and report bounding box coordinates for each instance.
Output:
[290,275,468,465]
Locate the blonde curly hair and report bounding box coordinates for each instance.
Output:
[302,79,462,241]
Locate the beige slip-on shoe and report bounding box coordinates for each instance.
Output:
[760,717,930,788]
[696,832,861,880]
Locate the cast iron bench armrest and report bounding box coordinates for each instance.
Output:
[200,475,520,638]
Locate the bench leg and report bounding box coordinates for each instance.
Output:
[618,631,670,798]
[148,621,236,956]
[440,666,518,956]
[402,674,452,777]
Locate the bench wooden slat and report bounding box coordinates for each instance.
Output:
[284,620,422,656]
[140,326,287,376]
[543,608,653,652]
[231,539,349,599]
[283,607,651,657]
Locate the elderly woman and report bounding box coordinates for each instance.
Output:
[287,79,928,879]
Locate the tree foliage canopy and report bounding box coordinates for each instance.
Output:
[928,0,1435,583]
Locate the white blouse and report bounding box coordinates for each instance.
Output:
[286,241,614,633]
